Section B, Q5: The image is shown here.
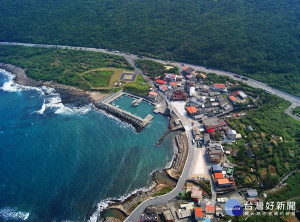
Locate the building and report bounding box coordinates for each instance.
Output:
[247,125,253,131]
[229,96,237,102]
[206,204,215,214]
[182,67,195,75]
[217,178,234,187]
[191,186,203,199]
[212,83,226,92]
[203,117,225,130]
[247,189,258,198]
[227,129,237,140]
[155,79,166,85]
[189,87,195,96]
[148,91,158,100]
[159,85,168,92]
[186,106,197,115]
[169,81,177,88]
[192,126,202,142]
[203,133,211,145]
[194,207,203,221]
[162,209,175,222]
[211,165,223,173]
[238,91,247,99]
[214,172,223,179]
[171,90,188,101]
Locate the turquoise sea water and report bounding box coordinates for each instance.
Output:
[0,70,173,221]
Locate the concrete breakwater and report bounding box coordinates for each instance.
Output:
[95,91,154,131]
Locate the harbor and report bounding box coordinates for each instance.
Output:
[95,91,155,131]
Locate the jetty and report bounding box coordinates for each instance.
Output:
[95,91,154,131]
[132,98,143,106]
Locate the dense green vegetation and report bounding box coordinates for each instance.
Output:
[2,0,298,95]
[267,171,300,202]
[228,94,300,188]
[83,70,114,87]
[123,75,150,97]
[135,59,178,79]
[292,106,300,115]
[0,45,132,90]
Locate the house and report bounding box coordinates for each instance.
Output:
[203,117,225,130]
[238,91,247,99]
[155,79,166,85]
[176,75,183,82]
[194,207,203,221]
[169,81,177,88]
[189,87,195,96]
[247,189,258,198]
[162,209,175,222]
[227,129,237,140]
[229,96,237,102]
[208,154,222,163]
[159,85,168,92]
[182,67,195,75]
[211,165,223,173]
[206,204,215,214]
[203,133,211,145]
[217,178,234,187]
[171,90,188,101]
[191,186,203,199]
[192,126,202,142]
[212,83,226,92]
[186,106,197,115]
[165,73,177,82]
[148,91,158,100]
[176,209,191,219]
[199,84,210,92]
[214,172,224,179]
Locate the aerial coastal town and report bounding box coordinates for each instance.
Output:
[97,60,299,222]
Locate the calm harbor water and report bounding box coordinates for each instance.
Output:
[0,70,173,221]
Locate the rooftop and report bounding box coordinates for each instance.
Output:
[218,178,234,185]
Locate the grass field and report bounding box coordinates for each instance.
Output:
[82,70,114,87]
[292,106,300,115]
[123,74,150,97]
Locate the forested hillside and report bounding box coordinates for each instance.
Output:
[0,0,299,95]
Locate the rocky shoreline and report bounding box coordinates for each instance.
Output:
[0,63,105,107]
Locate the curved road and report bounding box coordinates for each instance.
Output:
[1,41,299,121]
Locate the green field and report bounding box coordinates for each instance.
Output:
[83,70,114,87]
[123,74,150,97]
[0,45,133,90]
[0,0,299,95]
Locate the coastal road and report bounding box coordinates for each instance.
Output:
[1,41,299,121]
[125,123,195,222]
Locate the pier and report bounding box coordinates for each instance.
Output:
[95,91,154,131]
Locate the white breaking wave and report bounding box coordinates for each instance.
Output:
[0,69,92,115]
[0,207,29,221]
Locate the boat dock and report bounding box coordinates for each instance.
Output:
[95,91,154,131]
[132,98,143,106]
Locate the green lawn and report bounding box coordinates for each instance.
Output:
[152,187,173,197]
[292,106,300,115]
[83,70,114,87]
[0,45,133,90]
[123,74,150,97]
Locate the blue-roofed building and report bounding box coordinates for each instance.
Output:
[247,189,258,198]
[211,165,223,173]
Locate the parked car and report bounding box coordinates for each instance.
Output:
[234,74,241,78]
[241,77,248,80]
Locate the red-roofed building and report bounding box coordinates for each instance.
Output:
[169,81,177,88]
[218,178,234,187]
[186,106,197,115]
[159,85,168,92]
[229,96,237,102]
[194,207,203,220]
[232,91,240,96]
[206,204,215,214]
[214,172,223,179]
[148,91,158,100]
[213,83,226,92]
[155,79,166,85]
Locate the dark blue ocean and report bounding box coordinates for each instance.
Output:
[0,70,173,221]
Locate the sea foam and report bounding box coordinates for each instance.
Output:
[0,207,29,221]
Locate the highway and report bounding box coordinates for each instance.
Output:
[1,41,299,121]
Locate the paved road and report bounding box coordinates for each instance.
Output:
[1,41,299,121]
